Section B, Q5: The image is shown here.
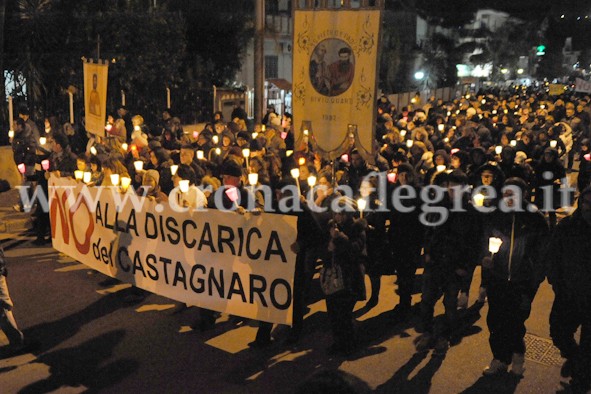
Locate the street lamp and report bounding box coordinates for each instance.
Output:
[414,71,425,80]
[517,68,524,75]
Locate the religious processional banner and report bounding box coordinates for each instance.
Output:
[83,59,109,137]
[48,177,297,325]
[293,9,381,159]
[575,78,591,94]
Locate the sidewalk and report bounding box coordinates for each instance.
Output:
[0,188,32,234]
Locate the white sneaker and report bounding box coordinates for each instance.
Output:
[483,359,508,376]
[510,353,525,376]
[457,292,468,309]
[477,287,487,303]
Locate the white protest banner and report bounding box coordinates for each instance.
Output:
[575,78,591,94]
[293,9,381,160]
[49,177,297,325]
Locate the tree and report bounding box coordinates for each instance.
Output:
[3,0,186,125]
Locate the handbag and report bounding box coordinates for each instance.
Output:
[320,258,345,295]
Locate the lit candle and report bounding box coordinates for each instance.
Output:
[585,153,591,161]
[286,150,293,157]
[193,131,199,139]
[215,147,221,155]
[387,172,397,183]
[406,140,414,148]
[242,148,250,168]
[550,140,557,148]
[74,170,84,181]
[341,154,349,163]
[473,193,485,207]
[495,146,503,155]
[121,143,128,151]
[110,173,120,186]
[8,130,14,140]
[488,237,503,254]
[290,168,301,194]
[134,125,141,132]
[41,160,50,171]
[444,137,449,143]
[436,165,446,172]
[83,171,91,183]
[261,124,266,132]
[357,198,367,219]
[252,132,258,139]
[17,163,26,174]
[438,124,445,132]
[90,146,97,155]
[39,137,46,145]
[134,161,144,172]
[307,175,317,187]
[400,130,407,137]
[446,111,451,117]
[196,150,204,160]
[510,140,517,147]
[120,176,132,192]
[481,99,486,104]
[170,164,178,176]
[298,157,306,166]
[248,173,258,186]
[492,110,497,114]
[225,187,239,208]
[212,135,219,145]
[179,180,190,193]
[451,148,460,155]
[303,129,309,136]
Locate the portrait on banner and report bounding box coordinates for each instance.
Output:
[309,39,356,97]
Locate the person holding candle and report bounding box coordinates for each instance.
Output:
[480,177,548,376]
[547,187,591,393]
[149,148,174,195]
[11,118,37,212]
[387,163,423,322]
[88,155,103,186]
[283,170,337,345]
[32,133,77,245]
[179,144,205,186]
[457,162,505,308]
[533,147,566,228]
[323,196,366,356]
[170,165,207,210]
[415,170,482,356]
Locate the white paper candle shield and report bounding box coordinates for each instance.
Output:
[488,237,503,254]
[110,174,120,186]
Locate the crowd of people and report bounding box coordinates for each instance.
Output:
[5,88,591,392]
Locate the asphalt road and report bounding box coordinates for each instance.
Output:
[0,228,577,394]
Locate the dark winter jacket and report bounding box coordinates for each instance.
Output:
[547,205,591,307]
[484,208,548,292]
